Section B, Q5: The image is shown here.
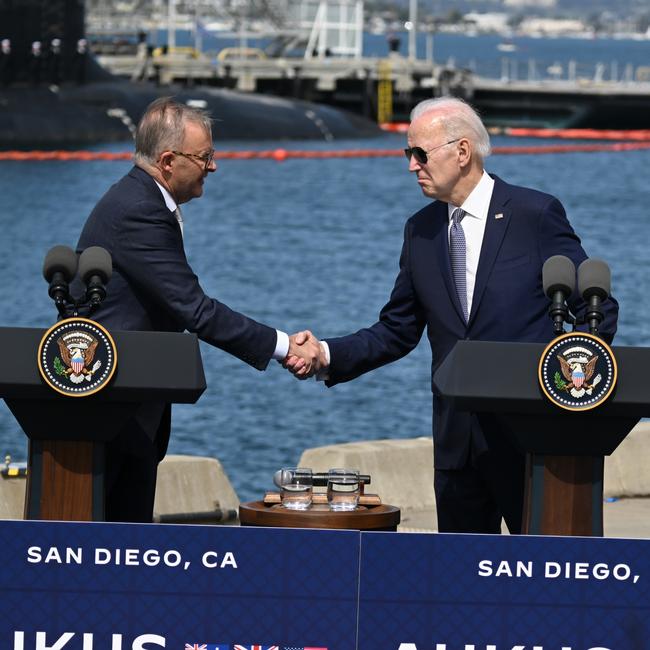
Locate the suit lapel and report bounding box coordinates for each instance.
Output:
[432,202,467,324]
[469,176,513,324]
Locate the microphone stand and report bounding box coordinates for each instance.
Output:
[58,293,104,320]
[584,294,604,337]
[548,291,575,336]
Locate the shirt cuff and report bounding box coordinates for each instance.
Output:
[273,330,289,361]
[315,340,331,381]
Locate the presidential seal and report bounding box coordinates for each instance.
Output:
[37,318,117,397]
[538,332,617,411]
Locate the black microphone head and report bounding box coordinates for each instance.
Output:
[42,245,77,283]
[542,255,576,298]
[578,258,610,299]
[78,246,112,284]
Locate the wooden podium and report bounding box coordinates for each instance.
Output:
[0,327,206,521]
[434,341,650,536]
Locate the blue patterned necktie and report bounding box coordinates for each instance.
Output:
[450,207,468,322]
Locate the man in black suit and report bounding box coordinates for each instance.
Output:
[287,97,618,534]
[77,97,320,522]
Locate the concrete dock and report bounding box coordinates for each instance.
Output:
[1,423,649,537]
[299,422,650,538]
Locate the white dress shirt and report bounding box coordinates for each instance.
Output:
[153,181,289,360]
[447,170,495,317]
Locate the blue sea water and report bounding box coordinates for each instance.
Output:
[2,33,650,502]
[1,132,649,502]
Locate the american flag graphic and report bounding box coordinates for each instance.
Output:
[283,647,328,650]
[572,367,585,388]
[71,353,84,375]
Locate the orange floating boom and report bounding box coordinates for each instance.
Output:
[1,142,650,162]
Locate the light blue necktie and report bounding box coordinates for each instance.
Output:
[174,207,184,239]
[450,207,468,322]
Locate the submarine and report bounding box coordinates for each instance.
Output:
[0,0,381,150]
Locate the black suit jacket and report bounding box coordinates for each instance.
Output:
[325,175,619,469]
[77,166,277,449]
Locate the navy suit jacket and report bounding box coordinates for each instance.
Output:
[77,166,277,447]
[325,175,618,468]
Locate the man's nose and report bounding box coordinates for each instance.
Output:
[408,155,420,172]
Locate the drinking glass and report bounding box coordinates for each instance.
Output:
[279,467,313,510]
[327,468,360,511]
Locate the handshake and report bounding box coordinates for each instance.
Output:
[283,330,329,379]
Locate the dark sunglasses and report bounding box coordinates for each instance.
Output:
[404,138,460,164]
[171,149,215,170]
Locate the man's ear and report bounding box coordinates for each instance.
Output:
[158,151,175,172]
[457,138,472,168]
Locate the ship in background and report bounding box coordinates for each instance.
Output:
[0,0,381,149]
[89,0,650,130]
[3,0,650,150]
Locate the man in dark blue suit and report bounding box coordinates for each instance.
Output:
[77,97,320,522]
[288,97,618,534]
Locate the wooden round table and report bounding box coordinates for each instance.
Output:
[239,501,400,531]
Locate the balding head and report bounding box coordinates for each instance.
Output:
[134,97,212,167]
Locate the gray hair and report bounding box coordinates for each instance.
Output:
[134,97,213,166]
[410,97,491,161]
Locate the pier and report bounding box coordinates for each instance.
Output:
[97,50,650,128]
[97,50,471,122]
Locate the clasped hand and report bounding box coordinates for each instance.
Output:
[283,330,328,379]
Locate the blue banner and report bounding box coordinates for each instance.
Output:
[0,521,358,649]
[1,520,650,649]
[358,532,650,649]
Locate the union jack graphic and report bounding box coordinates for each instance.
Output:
[185,645,207,650]
[233,646,279,650]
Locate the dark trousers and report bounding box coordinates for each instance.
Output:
[104,403,170,523]
[434,428,525,534]
[105,440,159,522]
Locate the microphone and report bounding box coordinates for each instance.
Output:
[78,246,112,309]
[42,245,78,316]
[542,255,576,335]
[578,258,611,336]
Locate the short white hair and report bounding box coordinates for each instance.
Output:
[410,97,491,161]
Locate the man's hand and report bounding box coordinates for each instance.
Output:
[284,330,328,379]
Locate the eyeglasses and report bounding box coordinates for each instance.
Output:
[171,149,215,170]
[404,139,460,165]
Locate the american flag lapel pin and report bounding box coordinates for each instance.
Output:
[494,212,504,219]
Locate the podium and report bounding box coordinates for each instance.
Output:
[433,341,650,536]
[0,327,206,521]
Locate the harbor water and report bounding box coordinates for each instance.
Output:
[1,131,649,502]
[1,31,649,501]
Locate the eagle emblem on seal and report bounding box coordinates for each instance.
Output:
[538,332,616,411]
[555,346,601,398]
[54,331,102,384]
